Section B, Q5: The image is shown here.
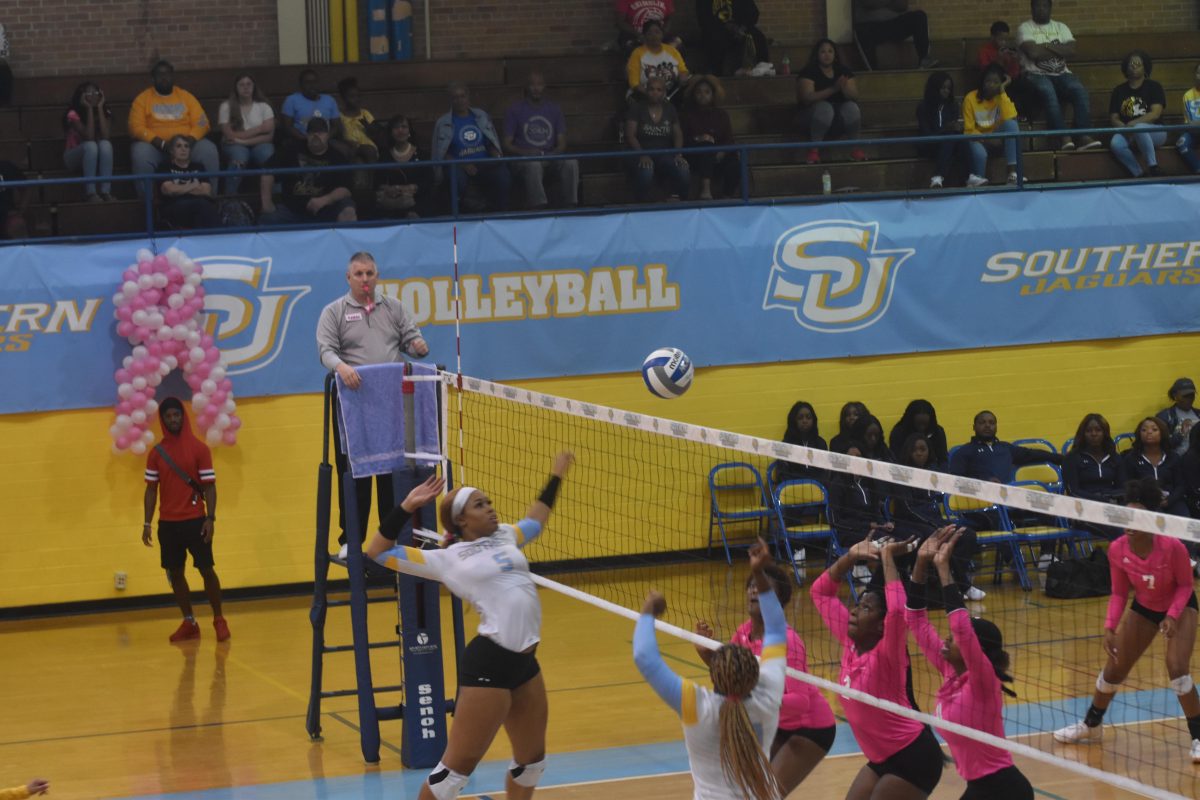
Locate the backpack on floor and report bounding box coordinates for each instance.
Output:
[1044,547,1111,599]
[219,198,256,228]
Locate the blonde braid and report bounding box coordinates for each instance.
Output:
[711,645,782,800]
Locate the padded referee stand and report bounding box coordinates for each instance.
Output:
[307,371,452,767]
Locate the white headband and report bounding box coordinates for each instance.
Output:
[451,487,479,520]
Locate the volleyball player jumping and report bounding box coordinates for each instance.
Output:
[812,534,945,800]
[634,539,787,800]
[907,527,1033,800]
[1054,477,1200,762]
[365,451,574,800]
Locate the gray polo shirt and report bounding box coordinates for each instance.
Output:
[316,291,424,371]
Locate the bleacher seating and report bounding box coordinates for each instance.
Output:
[2,31,1198,237]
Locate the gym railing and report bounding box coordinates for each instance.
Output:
[1,122,1197,246]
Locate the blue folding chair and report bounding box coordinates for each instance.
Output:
[708,462,773,564]
[772,479,842,587]
[1008,480,1089,579]
[1115,433,1135,453]
[1014,462,1063,493]
[943,493,1030,590]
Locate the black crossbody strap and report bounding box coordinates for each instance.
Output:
[154,445,204,494]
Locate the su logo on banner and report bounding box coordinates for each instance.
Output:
[194,256,310,375]
[762,221,913,333]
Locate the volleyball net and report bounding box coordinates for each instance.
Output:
[444,372,1200,800]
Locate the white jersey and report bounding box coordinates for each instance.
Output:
[376,521,541,652]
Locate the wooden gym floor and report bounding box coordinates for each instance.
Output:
[0,559,1197,799]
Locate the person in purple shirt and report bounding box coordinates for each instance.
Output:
[503,71,579,209]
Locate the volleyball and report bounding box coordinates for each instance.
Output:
[641,347,693,399]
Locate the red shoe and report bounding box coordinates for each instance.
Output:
[169,619,201,643]
[850,148,868,162]
[805,148,821,165]
[214,616,231,642]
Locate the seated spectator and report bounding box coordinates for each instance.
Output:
[1156,377,1198,456]
[1121,416,1189,518]
[615,0,679,53]
[336,77,379,163]
[375,114,434,218]
[1174,63,1200,174]
[888,399,949,469]
[0,21,11,107]
[1064,413,1122,503]
[914,72,964,190]
[626,19,690,100]
[777,400,827,481]
[128,60,219,198]
[829,439,892,582]
[852,0,937,70]
[796,39,864,165]
[281,69,342,152]
[502,71,579,210]
[218,73,275,195]
[259,117,356,225]
[950,409,1062,482]
[849,413,893,462]
[829,400,869,453]
[624,76,690,201]
[1016,0,1099,151]
[0,158,28,239]
[433,82,510,212]
[1107,50,1165,179]
[977,21,1039,119]
[681,75,739,200]
[158,135,219,229]
[962,63,1020,187]
[63,82,114,202]
[1181,424,1200,518]
[695,0,770,77]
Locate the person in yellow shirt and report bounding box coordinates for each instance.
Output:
[1175,62,1200,173]
[962,63,1020,187]
[128,60,219,196]
[0,778,49,800]
[336,77,379,162]
[626,19,690,100]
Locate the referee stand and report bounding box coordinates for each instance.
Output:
[306,366,457,766]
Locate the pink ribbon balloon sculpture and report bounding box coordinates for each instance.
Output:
[109,247,242,454]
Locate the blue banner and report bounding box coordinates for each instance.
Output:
[3,183,1200,414]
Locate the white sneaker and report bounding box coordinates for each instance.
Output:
[1054,721,1102,744]
[852,564,873,583]
[1007,171,1019,185]
[965,585,987,601]
[1191,738,1200,763]
[966,174,989,187]
[337,543,349,561]
[1038,553,1054,572]
[792,548,807,565]
[929,175,944,188]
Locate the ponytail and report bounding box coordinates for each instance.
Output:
[710,645,781,800]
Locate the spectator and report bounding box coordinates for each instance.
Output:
[696,0,770,77]
[797,39,864,165]
[218,74,275,195]
[502,71,579,210]
[281,69,342,151]
[962,63,1020,187]
[1121,416,1189,518]
[977,21,1039,119]
[1016,0,1099,152]
[777,400,827,481]
[914,71,964,190]
[852,0,937,70]
[624,75,690,201]
[1181,424,1200,518]
[1107,50,1165,179]
[260,117,356,225]
[0,22,11,107]
[850,414,893,462]
[829,401,870,454]
[829,439,892,582]
[889,399,949,469]
[336,77,379,163]
[432,82,510,212]
[63,82,114,202]
[128,60,219,198]
[1156,377,1198,456]
[626,19,690,100]
[615,0,678,53]
[681,75,739,200]
[375,114,434,218]
[949,410,1062,483]
[159,135,219,230]
[1174,63,1200,174]
[0,159,28,239]
[1064,413,1123,502]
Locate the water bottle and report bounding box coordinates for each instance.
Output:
[780,54,791,76]
[821,170,832,195]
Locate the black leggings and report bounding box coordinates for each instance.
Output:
[960,765,1033,800]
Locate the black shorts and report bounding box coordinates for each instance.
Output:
[1130,592,1199,625]
[158,518,214,570]
[773,724,836,754]
[867,725,944,795]
[961,764,1033,800]
[458,635,540,690]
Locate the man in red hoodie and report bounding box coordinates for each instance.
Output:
[142,397,228,643]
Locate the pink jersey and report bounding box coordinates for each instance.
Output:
[1106,535,1194,630]
[811,573,924,763]
[906,607,1013,781]
[732,620,837,731]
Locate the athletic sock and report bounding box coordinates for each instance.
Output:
[184,615,196,623]
[1187,714,1200,741]
[1084,704,1107,728]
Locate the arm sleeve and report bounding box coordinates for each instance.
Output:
[145,449,160,484]
[373,543,445,581]
[758,585,787,650]
[627,50,644,90]
[392,301,424,353]
[1151,82,1167,109]
[197,444,215,483]
[378,505,412,541]
[672,47,689,78]
[0,787,32,800]
[1062,452,1083,496]
[514,518,542,547]
[1109,87,1122,116]
[1012,445,1061,466]
[1000,93,1018,121]
[316,303,344,371]
[185,91,210,140]
[633,613,684,714]
[1056,22,1075,44]
[1105,543,1131,631]
[1168,541,1194,620]
[810,570,850,646]
[129,91,151,142]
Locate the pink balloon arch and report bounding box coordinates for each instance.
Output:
[109,247,242,454]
